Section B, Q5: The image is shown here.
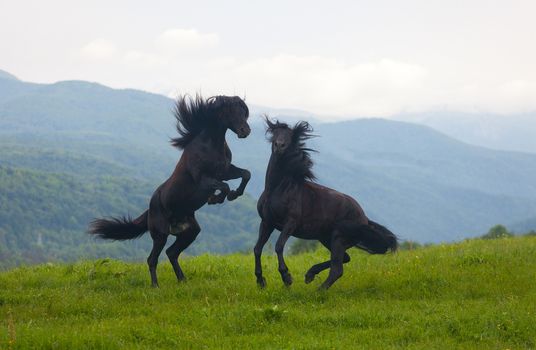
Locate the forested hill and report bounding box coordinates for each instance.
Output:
[0,165,259,269]
[1,71,536,266]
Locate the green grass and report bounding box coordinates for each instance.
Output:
[1,237,536,349]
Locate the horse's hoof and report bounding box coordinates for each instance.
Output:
[282,274,293,286]
[318,283,330,291]
[227,191,239,201]
[151,282,159,288]
[257,277,267,288]
[304,273,315,284]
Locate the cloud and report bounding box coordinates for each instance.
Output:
[495,80,536,114]
[155,28,219,53]
[74,39,536,119]
[123,50,167,69]
[79,39,117,60]
[231,55,428,117]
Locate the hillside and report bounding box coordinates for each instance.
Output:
[1,71,536,251]
[0,165,259,268]
[228,119,536,241]
[1,237,535,349]
[398,110,536,154]
[0,69,18,81]
[511,216,536,234]
[310,119,536,241]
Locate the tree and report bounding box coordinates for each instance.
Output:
[481,224,513,239]
[289,239,319,255]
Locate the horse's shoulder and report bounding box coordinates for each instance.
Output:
[257,191,269,218]
[224,141,232,161]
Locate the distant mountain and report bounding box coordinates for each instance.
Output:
[396,111,536,154]
[0,69,18,81]
[310,119,536,241]
[227,119,536,241]
[1,70,536,260]
[510,216,536,234]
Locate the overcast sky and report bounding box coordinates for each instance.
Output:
[1,0,535,119]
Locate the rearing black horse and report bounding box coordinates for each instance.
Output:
[255,118,398,289]
[89,95,251,287]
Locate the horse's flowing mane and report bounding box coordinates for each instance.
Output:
[266,118,317,182]
[170,94,222,149]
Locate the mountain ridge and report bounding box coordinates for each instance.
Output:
[1,71,535,255]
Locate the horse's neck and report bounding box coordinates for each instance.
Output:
[265,153,293,192]
[200,126,227,148]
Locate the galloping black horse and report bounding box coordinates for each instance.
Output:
[89,95,251,287]
[255,118,398,289]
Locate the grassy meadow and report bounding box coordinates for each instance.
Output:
[1,236,535,349]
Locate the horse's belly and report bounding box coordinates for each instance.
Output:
[188,186,212,210]
[161,181,211,218]
[295,220,334,239]
[292,230,321,240]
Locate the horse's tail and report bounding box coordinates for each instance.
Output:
[338,219,398,254]
[88,210,148,241]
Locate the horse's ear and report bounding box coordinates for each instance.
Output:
[264,115,277,132]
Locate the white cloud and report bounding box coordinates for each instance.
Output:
[73,42,536,119]
[231,55,428,117]
[426,79,536,116]
[79,39,117,60]
[155,28,219,53]
[123,50,167,68]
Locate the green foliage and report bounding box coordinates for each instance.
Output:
[481,224,514,239]
[1,237,535,349]
[398,240,423,250]
[0,165,260,268]
[288,239,319,255]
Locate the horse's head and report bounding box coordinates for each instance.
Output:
[265,117,314,155]
[210,96,250,138]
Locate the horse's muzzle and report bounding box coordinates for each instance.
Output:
[237,126,251,138]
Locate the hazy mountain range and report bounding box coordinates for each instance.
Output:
[395,111,536,154]
[1,69,535,264]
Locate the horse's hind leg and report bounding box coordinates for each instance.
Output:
[165,215,201,282]
[319,233,348,290]
[147,232,168,288]
[305,253,350,283]
[305,244,351,284]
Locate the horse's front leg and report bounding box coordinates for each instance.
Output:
[276,225,295,286]
[201,177,230,205]
[222,164,251,201]
[254,221,274,288]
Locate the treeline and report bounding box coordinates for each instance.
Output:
[0,165,259,269]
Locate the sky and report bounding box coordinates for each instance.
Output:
[1,0,535,119]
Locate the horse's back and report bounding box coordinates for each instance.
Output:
[302,182,368,225]
[258,181,368,237]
